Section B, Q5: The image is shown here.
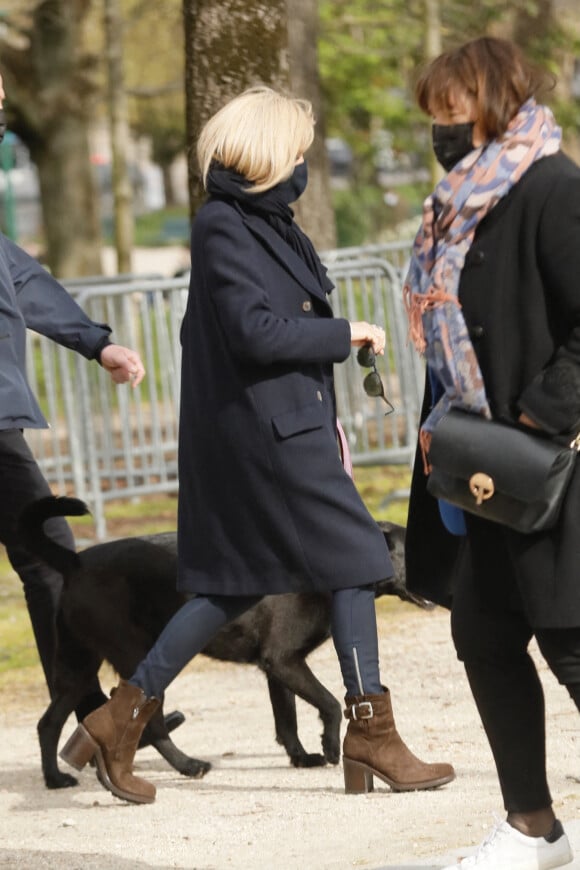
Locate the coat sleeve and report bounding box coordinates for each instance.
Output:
[518,170,580,434]
[196,205,351,367]
[1,235,112,359]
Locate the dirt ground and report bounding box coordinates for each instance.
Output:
[0,602,579,870]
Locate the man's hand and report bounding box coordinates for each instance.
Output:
[100,344,146,387]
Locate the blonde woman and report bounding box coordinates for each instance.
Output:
[60,87,454,803]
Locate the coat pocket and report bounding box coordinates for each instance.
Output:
[271,401,325,439]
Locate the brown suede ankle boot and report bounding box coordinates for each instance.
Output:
[342,688,455,794]
[60,679,160,804]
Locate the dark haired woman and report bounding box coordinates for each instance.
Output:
[404,36,579,869]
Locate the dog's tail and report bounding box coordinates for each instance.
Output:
[18,496,89,576]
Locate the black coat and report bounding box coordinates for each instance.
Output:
[177,198,392,596]
[406,152,580,628]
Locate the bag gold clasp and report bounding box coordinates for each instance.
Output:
[469,472,495,505]
[570,433,580,452]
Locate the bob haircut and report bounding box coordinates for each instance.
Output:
[197,86,315,194]
[415,36,554,140]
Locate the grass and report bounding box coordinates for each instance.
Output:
[102,206,190,247]
[0,465,410,687]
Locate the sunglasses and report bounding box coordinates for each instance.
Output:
[356,344,395,415]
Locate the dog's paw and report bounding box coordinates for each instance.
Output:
[323,748,340,766]
[45,771,79,789]
[290,752,327,768]
[179,758,211,778]
[321,731,341,766]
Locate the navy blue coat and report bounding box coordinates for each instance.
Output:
[0,233,111,430]
[406,153,580,628]
[176,198,393,595]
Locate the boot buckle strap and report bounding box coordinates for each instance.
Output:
[345,700,374,721]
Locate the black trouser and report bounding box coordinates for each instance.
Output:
[0,429,105,716]
[451,518,580,813]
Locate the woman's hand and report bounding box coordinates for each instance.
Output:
[350,321,386,355]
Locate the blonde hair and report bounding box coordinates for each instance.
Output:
[197,86,315,194]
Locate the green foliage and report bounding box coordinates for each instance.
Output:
[102,205,190,246]
[319,0,425,161]
[332,180,429,248]
[122,0,186,170]
[132,205,190,246]
[0,599,38,674]
[319,0,580,244]
[333,185,388,247]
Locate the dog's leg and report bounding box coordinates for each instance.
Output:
[39,623,104,790]
[141,706,211,779]
[39,694,81,789]
[265,662,342,767]
[266,676,323,767]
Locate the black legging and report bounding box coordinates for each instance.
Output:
[130,584,383,700]
[0,429,106,718]
[451,521,580,814]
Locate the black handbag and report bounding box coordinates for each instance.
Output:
[426,409,580,534]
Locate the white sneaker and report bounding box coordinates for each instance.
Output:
[441,819,573,869]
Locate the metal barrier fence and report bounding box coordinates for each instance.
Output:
[328,256,423,465]
[322,239,414,278]
[27,244,421,538]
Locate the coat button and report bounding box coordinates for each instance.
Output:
[302,300,312,312]
[466,249,485,266]
[470,325,485,339]
[316,390,323,401]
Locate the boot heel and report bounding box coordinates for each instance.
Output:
[343,757,374,794]
[59,724,98,771]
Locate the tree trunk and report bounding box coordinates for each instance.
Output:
[183,0,289,216]
[30,114,102,278]
[287,0,336,250]
[104,0,134,275]
[162,164,177,206]
[424,0,442,190]
[0,0,102,277]
[183,0,335,250]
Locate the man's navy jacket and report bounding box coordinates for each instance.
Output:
[0,233,111,430]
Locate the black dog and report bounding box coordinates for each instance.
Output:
[18,496,429,790]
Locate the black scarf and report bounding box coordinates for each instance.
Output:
[206,164,334,295]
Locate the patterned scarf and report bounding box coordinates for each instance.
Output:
[403,100,561,467]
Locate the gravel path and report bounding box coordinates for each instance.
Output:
[1,603,579,869]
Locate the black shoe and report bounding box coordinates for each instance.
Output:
[137,709,186,750]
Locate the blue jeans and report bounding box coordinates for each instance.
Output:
[130,585,382,699]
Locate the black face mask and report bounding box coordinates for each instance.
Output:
[0,110,7,145]
[278,160,308,203]
[432,122,475,173]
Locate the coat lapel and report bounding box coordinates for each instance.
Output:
[240,211,331,307]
